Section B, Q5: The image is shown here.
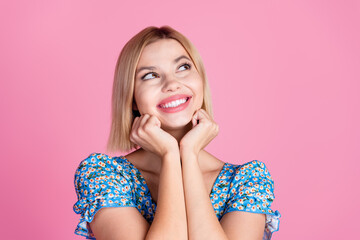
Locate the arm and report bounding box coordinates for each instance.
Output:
[89,114,188,240]
[130,114,187,239]
[181,153,265,240]
[74,153,151,240]
[180,110,266,240]
[181,152,229,240]
[145,151,188,240]
[220,211,265,240]
[179,109,228,240]
[90,152,187,240]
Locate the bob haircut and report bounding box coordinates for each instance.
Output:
[107,25,213,153]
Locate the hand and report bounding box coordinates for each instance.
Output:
[179,109,219,157]
[130,114,179,158]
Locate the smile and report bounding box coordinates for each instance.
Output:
[157,97,191,113]
[159,97,189,108]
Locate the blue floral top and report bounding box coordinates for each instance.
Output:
[73,153,281,239]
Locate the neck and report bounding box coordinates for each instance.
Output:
[134,121,198,173]
[162,121,193,143]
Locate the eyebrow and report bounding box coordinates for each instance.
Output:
[136,55,191,76]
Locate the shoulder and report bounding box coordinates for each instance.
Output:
[73,153,137,238]
[223,160,281,236]
[236,160,270,173]
[73,153,135,210]
[228,160,275,197]
[224,160,277,214]
[74,153,132,195]
[232,160,273,182]
[75,152,128,177]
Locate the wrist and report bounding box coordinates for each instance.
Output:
[162,148,180,160]
[179,147,198,160]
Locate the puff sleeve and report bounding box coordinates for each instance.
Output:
[73,153,136,239]
[223,160,281,240]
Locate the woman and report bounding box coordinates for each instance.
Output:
[73,26,281,240]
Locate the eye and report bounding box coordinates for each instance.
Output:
[141,72,159,80]
[178,62,191,71]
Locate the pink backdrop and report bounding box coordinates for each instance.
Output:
[1,0,359,239]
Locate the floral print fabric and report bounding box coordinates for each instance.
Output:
[73,153,281,239]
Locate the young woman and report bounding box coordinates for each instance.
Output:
[73,26,281,240]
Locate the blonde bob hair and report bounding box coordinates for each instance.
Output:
[107,25,213,153]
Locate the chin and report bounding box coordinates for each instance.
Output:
[161,118,193,131]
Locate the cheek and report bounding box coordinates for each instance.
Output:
[195,78,204,96]
[133,89,145,110]
[134,84,146,102]
[192,80,204,106]
[134,88,157,111]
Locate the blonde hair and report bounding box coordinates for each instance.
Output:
[107,25,213,153]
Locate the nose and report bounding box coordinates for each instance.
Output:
[161,76,181,92]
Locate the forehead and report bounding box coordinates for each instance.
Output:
[138,39,190,64]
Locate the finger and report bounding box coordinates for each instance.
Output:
[130,117,140,144]
[131,117,140,133]
[131,115,145,140]
[199,109,211,119]
[192,110,200,127]
[200,109,218,134]
[139,114,150,129]
[131,116,141,133]
[147,115,161,128]
[195,109,209,123]
[132,116,139,127]
[131,117,139,133]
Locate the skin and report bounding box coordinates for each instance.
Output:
[132,38,205,149]
[95,39,266,240]
[129,38,224,175]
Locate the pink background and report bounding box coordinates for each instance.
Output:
[1,0,359,239]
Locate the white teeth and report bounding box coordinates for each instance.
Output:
[160,98,188,108]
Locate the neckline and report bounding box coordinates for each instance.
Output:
[120,156,228,207]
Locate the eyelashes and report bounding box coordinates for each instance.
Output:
[141,72,159,80]
[178,62,191,71]
[141,62,192,80]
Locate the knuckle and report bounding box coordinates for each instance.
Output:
[149,115,157,122]
[129,135,137,143]
[143,124,151,132]
[204,121,211,127]
[137,128,144,136]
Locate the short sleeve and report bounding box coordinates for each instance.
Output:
[223,160,281,240]
[73,153,136,239]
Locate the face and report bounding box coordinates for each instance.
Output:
[133,39,204,130]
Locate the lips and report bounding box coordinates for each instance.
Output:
[157,94,192,107]
[156,94,192,113]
